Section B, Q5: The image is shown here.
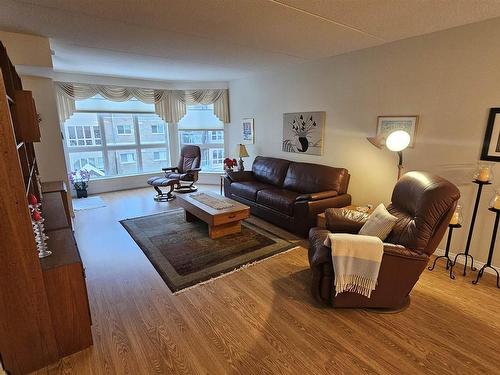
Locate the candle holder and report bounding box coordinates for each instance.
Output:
[428,223,461,280]
[472,208,500,288]
[452,180,491,276]
[473,162,494,183]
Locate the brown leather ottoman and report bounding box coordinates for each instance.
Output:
[147,177,179,201]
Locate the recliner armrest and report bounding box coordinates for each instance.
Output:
[186,168,202,173]
[383,243,428,261]
[325,207,369,234]
[162,167,178,172]
[296,190,338,202]
[226,170,254,182]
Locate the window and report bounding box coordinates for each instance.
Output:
[62,97,225,180]
[63,109,170,179]
[117,124,132,135]
[151,124,164,134]
[153,150,167,161]
[208,130,223,143]
[211,148,224,167]
[177,104,224,172]
[120,152,135,164]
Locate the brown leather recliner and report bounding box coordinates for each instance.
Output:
[308,171,460,310]
[163,145,202,193]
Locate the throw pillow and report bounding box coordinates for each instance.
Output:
[358,203,398,241]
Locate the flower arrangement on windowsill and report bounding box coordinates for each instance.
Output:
[223,158,238,173]
[69,169,91,198]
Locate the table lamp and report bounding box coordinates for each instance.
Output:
[367,130,411,179]
[235,144,249,171]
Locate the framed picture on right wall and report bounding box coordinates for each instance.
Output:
[480,108,500,162]
[376,115,418,148]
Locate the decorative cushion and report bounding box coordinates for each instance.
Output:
[358,203,398,241]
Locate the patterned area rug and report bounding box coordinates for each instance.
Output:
[121,209,296,293]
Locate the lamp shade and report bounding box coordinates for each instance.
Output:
[386,130,410,152]
[235,144,249,157]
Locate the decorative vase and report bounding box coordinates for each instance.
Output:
[297,137,309,152]
[76,188,88,198]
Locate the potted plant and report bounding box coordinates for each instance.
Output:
[223,158,238,172]
[69,169,91,198]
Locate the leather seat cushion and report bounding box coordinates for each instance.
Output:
[147,177,179,186]
[230,181,270,201]
[256,188,301,216]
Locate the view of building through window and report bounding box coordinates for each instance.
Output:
[63,97,225,179]
[64,112,171,178]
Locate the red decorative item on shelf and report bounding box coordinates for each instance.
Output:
[32,210,42,222]
[223,158,238,171]
[28,193,38,205]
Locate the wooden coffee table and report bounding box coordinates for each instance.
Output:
[176,191,250,239]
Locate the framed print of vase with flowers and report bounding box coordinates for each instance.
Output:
[282,111,325,155]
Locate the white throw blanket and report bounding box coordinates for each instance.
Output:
[324,233,384,298]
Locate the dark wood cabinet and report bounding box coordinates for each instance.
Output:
[40,227,93,357]
[14,90,41,142]
[0,42,92,375]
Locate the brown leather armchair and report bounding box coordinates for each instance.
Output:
[163,145,202,193]
[308,171,460,310]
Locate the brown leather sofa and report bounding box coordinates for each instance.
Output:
[308,171,460,310]
[223,156,351,237]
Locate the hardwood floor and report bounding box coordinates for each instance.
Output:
[32,186,500,375]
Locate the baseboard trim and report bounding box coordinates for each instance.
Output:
[434,248,498,275]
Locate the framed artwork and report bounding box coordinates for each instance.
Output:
[241,118,254,144]
[282,111,325,155]
[480,108,500,162]
[376,116,418,148]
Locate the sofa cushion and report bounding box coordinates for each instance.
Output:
[230,181,270,201]
[283,162,349,194]
[256,188,301,216]
[252,156,290,187]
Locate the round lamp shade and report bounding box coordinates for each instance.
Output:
[386,130,411,152]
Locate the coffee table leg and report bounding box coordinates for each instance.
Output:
[185,210,200,223]
[209,221,241,239]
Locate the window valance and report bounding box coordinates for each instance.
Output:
[54,82,229,125]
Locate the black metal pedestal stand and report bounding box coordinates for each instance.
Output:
[472,208,500,288]
[428,224,461,279]
[452,180,491,276]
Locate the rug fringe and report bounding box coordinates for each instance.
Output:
[173,245,302,295]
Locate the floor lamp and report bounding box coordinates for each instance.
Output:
[367,130,411,179]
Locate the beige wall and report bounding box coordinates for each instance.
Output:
[228,17,500,268]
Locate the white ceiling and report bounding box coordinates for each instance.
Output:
[1,0,500,82]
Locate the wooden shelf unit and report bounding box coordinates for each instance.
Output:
[0,42,92,375]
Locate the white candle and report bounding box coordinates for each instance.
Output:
[450,212,459,225]
[478,167,490,182]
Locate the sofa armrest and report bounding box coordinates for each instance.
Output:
[296,190,338,202]
[226,170,254,182]
[325,208,369,234]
